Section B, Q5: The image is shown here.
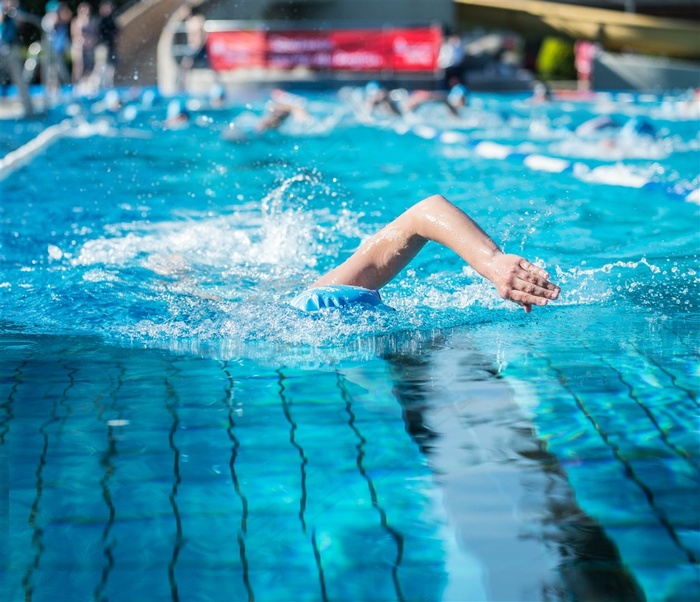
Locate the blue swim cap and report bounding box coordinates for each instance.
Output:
[166,99,187,120]
[289,285,386,312]
[209,83,226,102]
[448,84,468,105]
[141,89,160,108]
[104,90,120,110]
[622,116,657,139]
[365,81,381,95]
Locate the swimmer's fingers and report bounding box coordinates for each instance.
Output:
[489,254,560,311]
[507,288,550,311]
[516,259,560,299]
[514,274,560,300]
[518,257,550,279]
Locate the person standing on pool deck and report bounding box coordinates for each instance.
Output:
[290,194,560,313]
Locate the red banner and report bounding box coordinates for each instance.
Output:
[206,26,441,73]
[266,31,333,69]
[390,28,442,71]
[206,31,266,71]
[330,30,387,70]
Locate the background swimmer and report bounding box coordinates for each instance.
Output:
[362,81,403,117]
[403,84,469,117]
[222,89,313,141]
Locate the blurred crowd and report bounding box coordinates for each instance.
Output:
[0,0,119,98]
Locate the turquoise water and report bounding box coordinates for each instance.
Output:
[1,88,699,601]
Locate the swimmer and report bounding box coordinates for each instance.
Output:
[530,82,553,103]
[574,115,620,138]
[164,99,190,129]
[207,82,227,108]
[403,84,469,117]
[572,115,658,156]
[291,194,560,313]
[619,116,657,140]
[222,90,312,141]
[256,99,311,133]
[362,81,403,117]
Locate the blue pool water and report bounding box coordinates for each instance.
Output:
[1,87,699,601]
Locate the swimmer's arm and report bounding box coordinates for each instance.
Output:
[312,194,560,312]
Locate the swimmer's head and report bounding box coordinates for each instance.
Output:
[365,81,381,97]
[208,83,226,106]
[103,89,121,112]
[166,99,189,126]
[447,84,468,107]
[621,116,657,139]
[140,89,160,108]
[532,82,551,101]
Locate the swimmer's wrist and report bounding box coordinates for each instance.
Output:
[477,248,505,284]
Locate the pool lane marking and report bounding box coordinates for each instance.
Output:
[164,369,184,602]
[276,369,309,533]
[22,358,76,600]
[0,358,29,445]
[94,362,122,602]
[580,341,700,474]
[539,352,699,565]
[336,371,406,602]
[222,363,253,602]
[631,342,699,409]
[311,530,329,602]
[0,119,73,181]
[401,125,700,204]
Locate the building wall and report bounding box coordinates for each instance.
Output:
[204,0,454,26]
[592,50,700,90]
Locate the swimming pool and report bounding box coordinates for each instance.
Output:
[1,87,698,601]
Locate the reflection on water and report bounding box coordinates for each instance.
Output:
[383,333,644,601]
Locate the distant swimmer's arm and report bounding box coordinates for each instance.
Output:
[256,102,312,132]
[311,194,560,312]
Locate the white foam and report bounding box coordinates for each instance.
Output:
[523,154,571,173]
[439,130,469,145]
[579,164,650,188]
[474,141,512,160]
[412,125,438,140]
[685,188,700,204]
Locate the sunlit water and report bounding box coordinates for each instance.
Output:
[1,88,698,601]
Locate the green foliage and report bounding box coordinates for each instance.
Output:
[536,36,576,81]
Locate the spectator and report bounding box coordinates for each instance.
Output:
[97,0,119,88]
[41,1,72,94]
[175,4,207,92]
[0,0,18,96]
[71,2,99,85]
[0,0,32,114]
[574,40,599,91]
[438,31,465,90]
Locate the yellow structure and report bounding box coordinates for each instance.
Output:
[454,0,700,60]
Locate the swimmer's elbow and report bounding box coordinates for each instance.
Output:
[416,194,450,213]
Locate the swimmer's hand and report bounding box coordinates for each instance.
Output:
[486,253,560,313]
